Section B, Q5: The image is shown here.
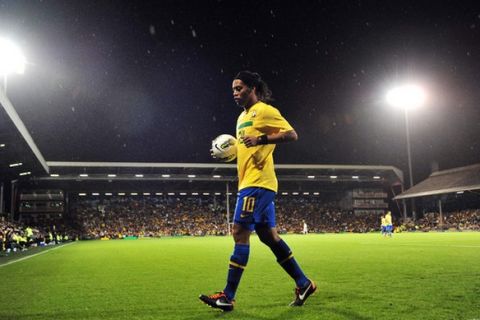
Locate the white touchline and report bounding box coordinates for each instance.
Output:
[396,244,480,248]
[360,242,480,248]
[0,242,75,268]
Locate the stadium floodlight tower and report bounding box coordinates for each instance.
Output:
[386,84,427,221]
[0,37,26,92]
[0,37,25,215]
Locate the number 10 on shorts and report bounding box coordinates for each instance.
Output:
[242,196,255,213]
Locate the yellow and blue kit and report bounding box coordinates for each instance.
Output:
[234,101,294,230]
[381,216,387,234]
[385,211,393,233]
[235,101,294,193]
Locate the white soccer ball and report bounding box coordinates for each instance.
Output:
[211,134,237,162]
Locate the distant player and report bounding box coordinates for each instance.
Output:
[385,211,393,237]
[380,215,387,236]
[200,71,316,311]
[302,220,308,234]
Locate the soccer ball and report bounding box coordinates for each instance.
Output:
[211,134,237,162]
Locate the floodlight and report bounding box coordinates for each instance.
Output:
[386,84,426,110]
[385,83,428,221]
[0,38,26,75]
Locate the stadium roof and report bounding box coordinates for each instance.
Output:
[23,162,404,194]
[39,161,404,184]
[394,163,480,200]
[3,87,403,187]
[0,89,48,181]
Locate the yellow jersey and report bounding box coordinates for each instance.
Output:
[236,101,293,192]
[381,217,387,227]
[385,212,392,225]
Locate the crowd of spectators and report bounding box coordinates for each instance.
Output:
[67,196,480,237]
[410,209,480,231]
[275,197,380,233]
[70,196,228,239]
[68,195,383,238]
[0,215,73,255]
[2,197,480,250]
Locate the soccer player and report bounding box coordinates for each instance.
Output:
[380,214,387,236]
[385,211,393,237]
[302,220,308,235]
[200,71,316,311]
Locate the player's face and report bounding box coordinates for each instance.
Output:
[232,79,255,108]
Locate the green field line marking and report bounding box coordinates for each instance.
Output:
[361,242,480,248]
[397,244,480,248]
[0,242,75,268]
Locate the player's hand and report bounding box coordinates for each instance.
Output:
[242,135,258,148]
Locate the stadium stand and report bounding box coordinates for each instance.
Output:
[395,163,480,199]
[0,215,74,254]
[2,193,480,256]
[2,88,479,255]
[414,209,480,231]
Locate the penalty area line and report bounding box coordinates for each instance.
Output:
[0,242,75,268]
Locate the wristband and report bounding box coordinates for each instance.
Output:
[257,134,269,145]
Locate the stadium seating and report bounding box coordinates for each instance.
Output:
[2,197,479,254]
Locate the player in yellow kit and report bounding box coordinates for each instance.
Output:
[200,71,316,311]
[385,211,393,237]
[381,214,387,236]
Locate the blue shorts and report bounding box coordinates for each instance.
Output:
[386,225,393,232]
[234,187,276,231]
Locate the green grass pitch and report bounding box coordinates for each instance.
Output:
[1,233,479,320]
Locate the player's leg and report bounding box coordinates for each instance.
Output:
[223,224,251,299]
[255,223,316,306]
[199,189,254,311]
[198,224,250,311]
[256,225,311,284]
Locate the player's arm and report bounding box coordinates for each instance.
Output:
[242,130,298,147]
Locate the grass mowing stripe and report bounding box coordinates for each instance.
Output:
[0,242,75,268]
[0,233,478,320]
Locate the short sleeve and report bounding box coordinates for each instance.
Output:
[256,105,294,132]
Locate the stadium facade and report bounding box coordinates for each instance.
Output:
[4,84,479,225]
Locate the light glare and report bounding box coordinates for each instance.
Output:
[0,38,26,75]
[386,84,426,109]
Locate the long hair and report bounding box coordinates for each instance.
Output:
[234,71,273,103]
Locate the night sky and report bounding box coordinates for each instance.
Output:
[1,0,480,183]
